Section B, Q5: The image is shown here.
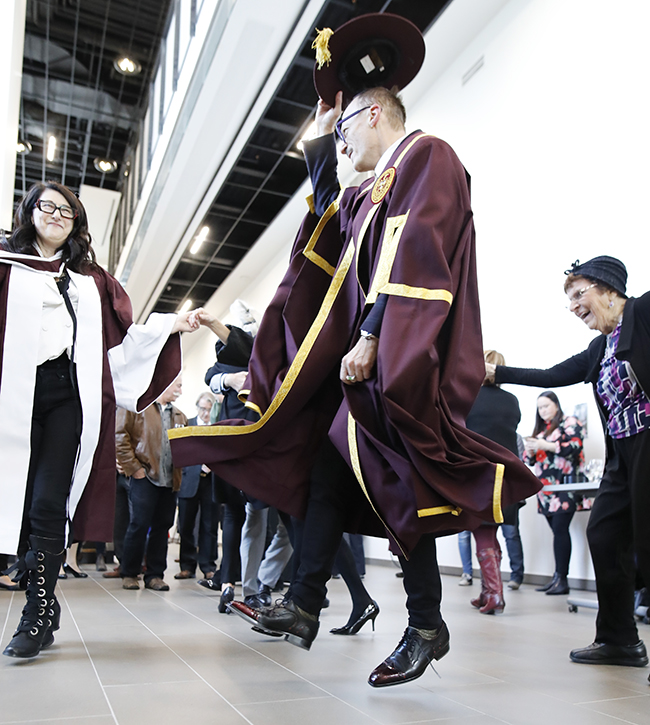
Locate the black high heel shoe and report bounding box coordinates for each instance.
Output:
[62,563,88,578]
[330,600,379,635]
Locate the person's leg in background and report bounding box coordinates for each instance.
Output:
[142,486,177,589]
[457,530,473,585]
[502,516,524,589]
[176,493,200,577]
[121,477,159,589]
[546,511,573,595]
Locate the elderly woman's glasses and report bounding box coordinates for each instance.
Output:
[34,199,77,219]
[335,106,371,143]
[567,283,597,307]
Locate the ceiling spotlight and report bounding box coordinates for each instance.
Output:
[178,299,193,313]
[93,157,118,174]
[46,135,57,162]
[114,56,142,75]
[190,226,210,255]
[17,140,32,155]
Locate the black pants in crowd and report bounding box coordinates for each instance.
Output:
[177,472,217,576]
[291,439,443,631]
[113,472,131,563]
[543,510,574,578]
[21,355,81,551]
[587,429,650,646]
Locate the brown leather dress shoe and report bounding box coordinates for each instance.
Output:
[145,577,169,591]
[570,640,648,666]
[368,623,450,688]
[256,600,319,650]
[103,566,121,578]
[174,570,195,579]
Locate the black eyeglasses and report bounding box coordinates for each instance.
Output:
[335,106,371,143]
[34,199,77,220]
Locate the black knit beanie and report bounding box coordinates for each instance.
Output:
[565,256,627,297]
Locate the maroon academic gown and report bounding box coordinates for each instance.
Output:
[170,131,540,556]
[0,248,181,553]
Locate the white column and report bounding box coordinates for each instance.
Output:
[0,0,27,230]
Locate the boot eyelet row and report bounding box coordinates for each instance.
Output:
[37,565,45,573]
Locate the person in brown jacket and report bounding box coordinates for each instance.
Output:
[116,377,187,590]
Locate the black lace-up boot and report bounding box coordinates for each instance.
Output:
[3,535,64,658]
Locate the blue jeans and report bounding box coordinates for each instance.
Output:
[458,530,472,576]
[502,520,525,583]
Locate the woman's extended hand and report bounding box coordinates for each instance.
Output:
[194,308,231,343]
[172,310,201,334]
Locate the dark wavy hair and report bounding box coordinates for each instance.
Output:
[532,390,564,438]
[4,181,97,273]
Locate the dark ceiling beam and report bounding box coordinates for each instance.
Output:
[257,117,300,135]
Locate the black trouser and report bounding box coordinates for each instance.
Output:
[587,429,650,646]
[113,473,131,563]
[291,439,443,630]
[543,511,574,578]
[178,473,217,575]
[220,502,246,584]
[21,355,82,551]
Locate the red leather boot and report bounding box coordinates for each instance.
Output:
[476,547,505,614]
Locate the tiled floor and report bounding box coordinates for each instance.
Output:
[1,548,648,725]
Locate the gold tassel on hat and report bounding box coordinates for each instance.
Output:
[312,27,334,69]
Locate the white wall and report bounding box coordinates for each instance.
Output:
[180,0,650,582]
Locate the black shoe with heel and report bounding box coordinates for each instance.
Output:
[330,601,379,635]
[62,563,88,579]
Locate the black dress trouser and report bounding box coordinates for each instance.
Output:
[21,354,82,551]
[587,428,650,646]
[291,439,443,630]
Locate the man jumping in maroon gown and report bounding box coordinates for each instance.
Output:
[170,13,539,687]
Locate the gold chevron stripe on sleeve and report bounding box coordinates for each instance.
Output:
[366,212,409,304]
[302,189,345,277]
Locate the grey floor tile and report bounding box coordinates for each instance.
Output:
[1,546,649,725]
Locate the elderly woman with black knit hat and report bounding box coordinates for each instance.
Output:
[486,256,650,678]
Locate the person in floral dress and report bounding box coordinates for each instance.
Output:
[524,391,584,595]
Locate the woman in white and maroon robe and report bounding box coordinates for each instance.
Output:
[0,181,197,659]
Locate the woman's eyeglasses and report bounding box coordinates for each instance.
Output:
[34,199,78,219]
[566,283,597,308]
